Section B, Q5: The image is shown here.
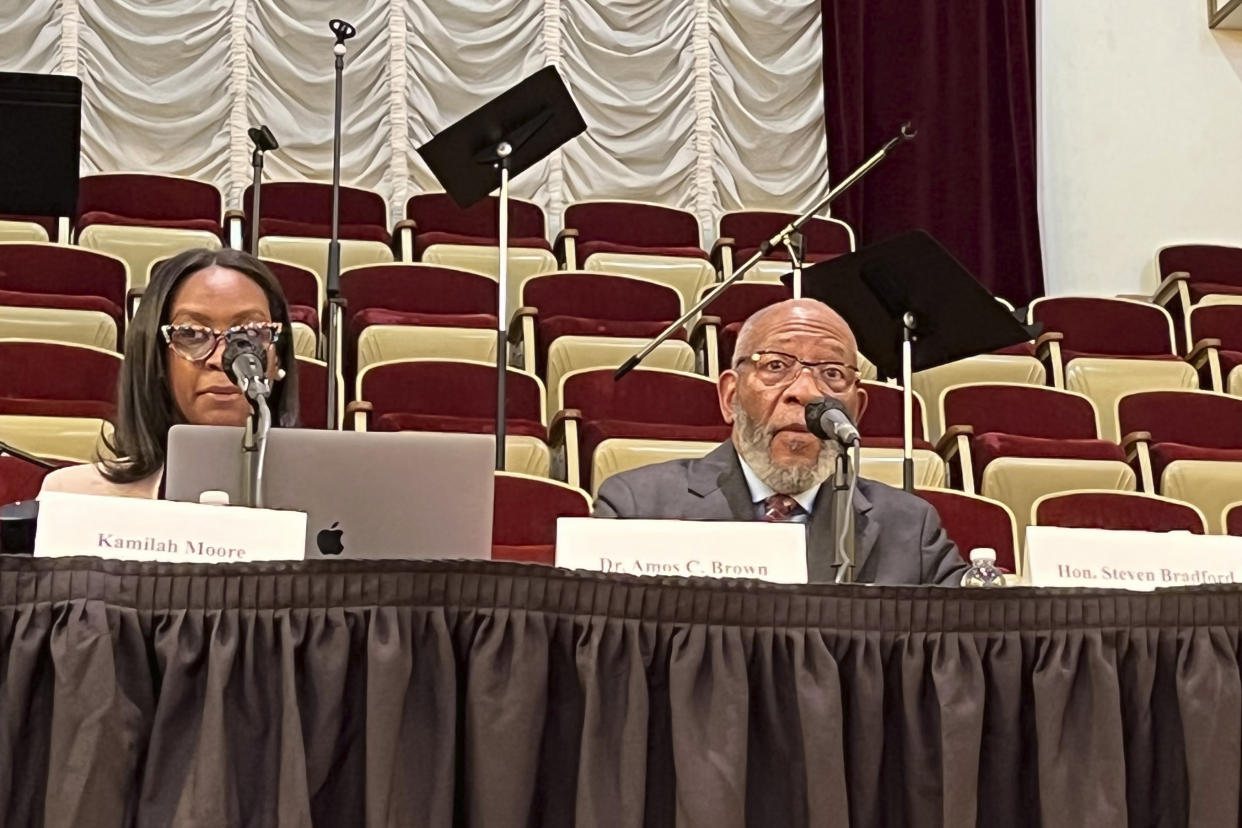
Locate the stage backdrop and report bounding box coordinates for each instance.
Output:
[0,0,829,242]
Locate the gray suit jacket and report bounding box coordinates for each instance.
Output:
[594,441,968,586]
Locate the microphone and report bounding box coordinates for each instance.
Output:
[222,333,269,400]
[805,397,861,444]
[329,18,357,45]
[248,125,278,153]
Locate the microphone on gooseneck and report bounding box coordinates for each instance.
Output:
[805,397,861,445]
[222,333,268,399]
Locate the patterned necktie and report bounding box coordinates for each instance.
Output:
[762,493,803,522]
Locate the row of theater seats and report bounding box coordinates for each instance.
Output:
[0,173,856,315]
[5,321,1242,539]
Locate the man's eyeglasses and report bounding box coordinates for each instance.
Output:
[160,321,282,363]
[736,350,859,393]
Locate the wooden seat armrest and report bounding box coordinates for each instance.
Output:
[1187,337,1223,366]
[1120,430,1152,454]
[548,408,582,441]
[934,425,973,458]
[392,218,418,233]
[553,228,579,265]
[709,237,736,271]
[507,306,537,345]
[344,400,373,432]
[689,315,722,345]
[223,209,245,223]
[126,286,146,319]
[1152,271,1189,306]
[1033,330,1063,353]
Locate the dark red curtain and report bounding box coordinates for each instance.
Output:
[822,0,1044,306]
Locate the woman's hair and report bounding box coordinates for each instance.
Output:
[100,248,300,483]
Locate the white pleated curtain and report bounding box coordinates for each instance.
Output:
[0,0,828,243]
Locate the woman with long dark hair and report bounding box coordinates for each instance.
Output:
[41,248,299,497]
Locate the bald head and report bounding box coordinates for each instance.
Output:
[732,299,859,368]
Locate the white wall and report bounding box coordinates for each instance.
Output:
[1039,0,1242,296]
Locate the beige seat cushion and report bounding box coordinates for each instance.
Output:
[356,325,499,373]
[258,237,394,284]
[505,436,551,478]
[0,307,117,351]
[591,439,718,498]
[546,336,696,413]
[291,322,318,358]
[858,448,946,488]
[1229,365,1242,398]
[1161,459,1242,534]
[0,415,113,464]
[1065,357,1198,441]
[915,354,1046,442]
[422,244,555,322]
[981,457,1135,532]
[79,224,221,290]
[584,252,716,312]
[0,220,49,243]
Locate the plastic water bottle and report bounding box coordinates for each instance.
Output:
[960,548,1006,588]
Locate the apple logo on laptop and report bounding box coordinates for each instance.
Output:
[316,521,344,556]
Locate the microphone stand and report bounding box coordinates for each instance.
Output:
[833,440,862,584]
[323,18,356,430]
[614,122,917,381]
[783,231,805,299]
[248,125,279,253]
[237,374,274,509]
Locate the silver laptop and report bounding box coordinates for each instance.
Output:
[165,426,495,561]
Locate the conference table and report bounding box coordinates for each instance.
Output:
[0,554,1237,827]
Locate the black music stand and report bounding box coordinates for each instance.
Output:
[0,72,81,238]
[417,67,586,470]
[794,230,1038,492]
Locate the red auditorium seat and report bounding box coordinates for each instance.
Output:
[491,472,591,564]
[349,359,550,476]
[1026,296,1196,438]
[0,340,120,420]
[0,454,58,506]
[232,182,394,279]
[75,174,225,289]
[1117,389,1242,531]
[295,357,342,430]
[556,201,714,310]
[1032,489,1206,534]
[550,367,728,491]
[914,488,1018,573]
[0,243,129,338]
[1153,244,1242,352]
[856,381,945,487]
[1224,502,1242,537]
[1187,301,1242,395]
[513,272,684,377]
[338,263,499,382]
[938,382,1134,527]
[689,281,792,378]
[396,193,549,259]
[712,210,854,281]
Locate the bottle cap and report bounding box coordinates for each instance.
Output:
[198,490,231,506]
[968,547,997,565]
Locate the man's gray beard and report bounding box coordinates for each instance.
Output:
[732,400,839,494]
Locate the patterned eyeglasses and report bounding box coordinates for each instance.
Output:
[160,321,282,363]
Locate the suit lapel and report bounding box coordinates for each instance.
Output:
[688,441,755,521]
[808,481,878,582]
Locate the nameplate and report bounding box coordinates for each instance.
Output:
[35,492,307,563]
[1024,526,1242,590]
[555,518,808,584]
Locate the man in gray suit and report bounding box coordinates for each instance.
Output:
[594,298,968,585]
